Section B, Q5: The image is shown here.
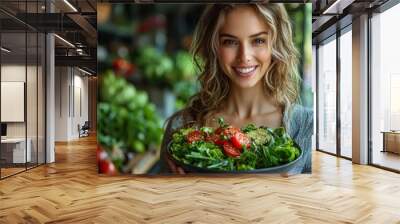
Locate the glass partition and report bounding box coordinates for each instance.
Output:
[1,30,28,178]
[317,35,337,155]
[0,0,46,179]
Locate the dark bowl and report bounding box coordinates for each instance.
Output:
[167,142,304,174]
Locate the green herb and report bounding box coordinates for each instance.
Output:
[245,128,271,145]
[217,117,228,128]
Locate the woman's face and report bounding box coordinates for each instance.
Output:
[217,6,272,89]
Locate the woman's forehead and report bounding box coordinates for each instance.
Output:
[218,6,270,38]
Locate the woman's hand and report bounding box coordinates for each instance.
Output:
[280,170,300,177]
[166,156,186,174]
[280,172,290,177]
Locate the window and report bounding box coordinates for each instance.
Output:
[339,28,352,158]
[317,36,337,154]
[371,2,400,171]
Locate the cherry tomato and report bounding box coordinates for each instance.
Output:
[215,138,228,146]
[112,58,134,77]
[97,145,107,161]
[222,126,240,138]
[231,132,251,151]
[222,142,241,157]
[205,134,227,145]
[187,130,203,143]
[99,159,117,175]
[97,145,117,175]
[215,127,223,135]
[205,134,218,143]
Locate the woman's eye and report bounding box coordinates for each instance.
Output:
[253,38,266,45]
[222,39,238,46]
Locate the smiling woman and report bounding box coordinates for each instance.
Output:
[160,3,313,175]
[218,6,272,90]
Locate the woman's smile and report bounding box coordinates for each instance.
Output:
[233,65,259,78]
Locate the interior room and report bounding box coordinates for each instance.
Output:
[0,0,399,223]
[0,0,97,179]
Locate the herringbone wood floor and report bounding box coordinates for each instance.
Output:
[1,135,400,224]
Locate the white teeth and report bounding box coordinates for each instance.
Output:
[235,66,256,74]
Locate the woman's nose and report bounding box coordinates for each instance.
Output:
[237,43,252,63]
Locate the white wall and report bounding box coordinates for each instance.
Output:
[54,67,89,141]
[55,66,69,141]
[1,82,25,122]
[72,72,89,138]
[1,65,26,81]
[1,65,26,139]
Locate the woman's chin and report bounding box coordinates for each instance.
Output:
[232,79,260,89]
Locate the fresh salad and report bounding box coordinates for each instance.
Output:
[168,118,301,171]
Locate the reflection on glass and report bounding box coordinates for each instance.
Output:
[340,29,352,158]
[318,37,337,154]
[1,31,27,177]
[371,3,400,171]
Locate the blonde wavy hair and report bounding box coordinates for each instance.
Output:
[174,3,301,127]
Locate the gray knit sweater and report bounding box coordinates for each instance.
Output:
[159,104,313,174]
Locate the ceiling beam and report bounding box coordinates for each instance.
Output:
[322,0,356,15]
[67,13,97,39]
[55,55,96,72]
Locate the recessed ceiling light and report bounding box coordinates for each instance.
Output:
[63,0,78,12]
[54,34,75,48]
[322,0,354,15]
[78,67,93,76]
[1,47,11,53]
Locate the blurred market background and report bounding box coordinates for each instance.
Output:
[97,3,312,175]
